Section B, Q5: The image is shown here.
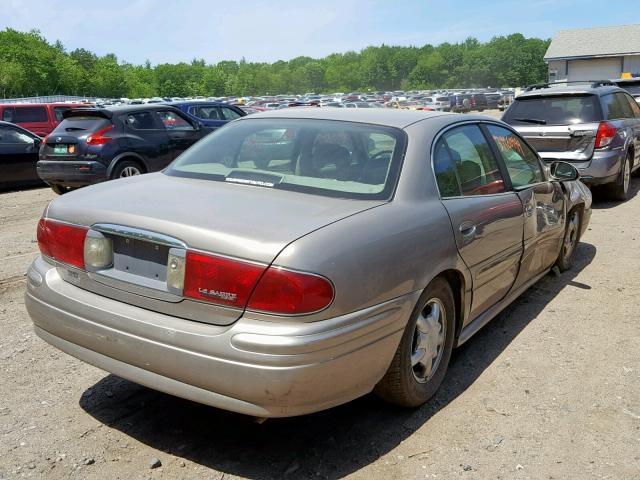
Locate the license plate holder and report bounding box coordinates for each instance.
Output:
[53,145,69,155]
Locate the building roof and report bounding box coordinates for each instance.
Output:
[545,24,640,60]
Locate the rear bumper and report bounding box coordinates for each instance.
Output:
[25,256,415,417]
[37,160,108,187]
[542,149,623,186]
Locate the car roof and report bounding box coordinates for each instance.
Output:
[0,102,90,107]
[517,85,623,98]
[243,107,451,128]
[163,101,235,107]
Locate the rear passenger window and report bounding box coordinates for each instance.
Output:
[0,126,34,144]
[125,112,158,130]
[602,93,634,120]
[434,125,506,197]
[53,107,71,123]
[2,108,14,122]
[12,107,48,123]
[487,125,544,188]
[624,94,640,117]
[189,106,221,120]
[157,111,195,130]
[220,107,241,120]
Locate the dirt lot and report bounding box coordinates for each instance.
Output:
[1,179,639,480]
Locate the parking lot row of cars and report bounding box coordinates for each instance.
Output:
[2,79,640,201]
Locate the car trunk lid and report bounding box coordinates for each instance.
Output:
[46,173,385,325]
[512,123,599,162]
[504,93,602,162]
[41,110,113,159]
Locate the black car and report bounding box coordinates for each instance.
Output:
[469,92,488,112]
[0,120,43,190]
[38,105,205,194]
[449,94,471,113]
[485,93,501,110]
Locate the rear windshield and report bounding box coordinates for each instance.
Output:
[166,118,406,200]
[504,95,601,125]
[53,116,111,134]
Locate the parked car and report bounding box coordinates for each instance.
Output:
[37,105,205,194]
[469,92,488,112]
[165,101,246,133]
[503,81,640,200]
[0,121,43,189]
[0,103,90,137]
[485,93,501,110]
[344,102,372,108]
[449,94,471,113]
[26,108,591,418]
[423,96,451,111]
[613,78,640,103]
[498,91,515,111]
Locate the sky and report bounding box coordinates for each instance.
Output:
[1,0,638,65]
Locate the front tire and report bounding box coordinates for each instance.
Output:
[555,208,581,272]
[375,277,455,408]
[50,184,69,195]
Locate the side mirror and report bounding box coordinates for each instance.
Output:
[33,137,42,147]
[550,161,579,181]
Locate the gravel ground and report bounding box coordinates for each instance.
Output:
[0,177,639,480]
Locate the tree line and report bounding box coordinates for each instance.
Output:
[0,28,550,99]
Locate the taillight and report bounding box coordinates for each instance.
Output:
[86,125,115,145]
[595,121,617,149]
[37,218,88,269]
[247,267,334,315]
[183,251,266,308]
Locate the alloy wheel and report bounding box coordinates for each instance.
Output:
[411,298,446,383]
[120,166,141,177]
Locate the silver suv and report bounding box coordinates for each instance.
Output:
[503,81,640,200]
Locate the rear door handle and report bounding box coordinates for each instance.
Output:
[459,222,477,239]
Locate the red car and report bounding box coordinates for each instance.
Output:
[0,103,90,137]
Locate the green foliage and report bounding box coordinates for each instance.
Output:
[0,28,551,98]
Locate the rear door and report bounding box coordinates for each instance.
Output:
[156,109,201,159]
[624,93,640,168]
[123,110,173,170]
[0,124,40,186]
[503,94,602,162]
[602,92,640,167]
[433,123,524,320]
[485,124,564,288]
[187,105,226,132]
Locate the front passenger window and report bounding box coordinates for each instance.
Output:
[435,124,506,197]
[487,125,544,188]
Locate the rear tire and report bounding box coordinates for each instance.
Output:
[50,184,69,195]
[111,160,143,179]
[375,277,455,408]
[605,152,631,201]
[555,208,581,272]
